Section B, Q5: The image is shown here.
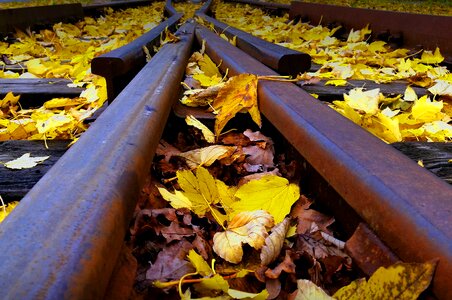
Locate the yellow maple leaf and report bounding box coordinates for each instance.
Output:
[333,260,437,300]
[25,59,48,76]
[343,88,381,115]
[213,74,260,137]
[177,145,237,169]
[187,250,213,277]
[4,153,49,169]
[420,47,444,64]
[185,115,215,143]
[158,167,229,225]
[411,95,443,123]
[325,79,348,86]
[232,174,300,223]
[213,210,274,263]
[0,92,20,109]
[0,198,19,223]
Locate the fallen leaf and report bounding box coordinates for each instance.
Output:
[146,240,195,282]
[4,153,50,169]
[0,200,19,223]
[185,115,215,143]
[291,200,335,234]
[194,274,230,294]
[160,221,193,243]
[343,88,381,115]
[325,79,347,86]
[228,288,269,299]
[155,140,181,163]
[213,210,274,263]
[260,218,290,266]
[177,145,237,168]
[333,260,437,300]
[213,74,260,137]
[293,279,333,300]
[158,167,229,225]
[232,175,300,223]
[264,250,296,279]
[187,249,213,277]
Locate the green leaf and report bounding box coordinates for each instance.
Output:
[187,250,213,277]
[333,260,437,300]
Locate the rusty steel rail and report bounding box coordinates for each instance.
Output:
[164,0,179,17]
[91,13,182,100]
[195,12,311,75]
[0,22,194,300]
[195,24,452,299]
[0,4,84,34]
[226,0,290,11]
[289,2,452,55]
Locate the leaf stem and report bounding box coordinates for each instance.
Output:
[178,272,198,298]
[158,272,240,289]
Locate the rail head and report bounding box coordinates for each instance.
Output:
[91,13,182,78]
[225,0,290,11]
[0,22,195,300]
[195,12,311,75]
[195,24,452,299]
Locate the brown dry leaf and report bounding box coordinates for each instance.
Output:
[156,140,181,163]
[213,74,260,137]
[213,210,274,264]
[177,145,236,168]
[260,218,290,266]
[291,199,335,234]
[146,240,195,282]
[160,221,194,243]
[242,145,275,169]
[264,250,296,279]
[296,235,351,263]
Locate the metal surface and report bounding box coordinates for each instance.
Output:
[289,2,452,55]
[83,0,153,12]
[195,12,311,75]
[226,0,290,11]
[345,223,400,276]
[0,22,194,300]
[91,13,182,100]
[164,0,179,17]
[0,4,84,34]
[195,24,452,299]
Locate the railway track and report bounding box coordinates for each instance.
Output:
[0,0,451,299]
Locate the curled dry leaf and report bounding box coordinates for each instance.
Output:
[177,145,237,168]
[213,210,274,264]
[264,250,296,279]
[260,218,290,266]
[185,115,215,143]
[156,140,181,163]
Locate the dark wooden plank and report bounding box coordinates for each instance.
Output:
[83,0,153,14]
[0,140,70,200]
[298,79,429,100]
[392,142,452,184]
[226,0,290,11]
[0,4,84,34]
[0,78,83,107]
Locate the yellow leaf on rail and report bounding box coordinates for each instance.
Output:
[333,260,437,300]
[185,115,215,143]
[213,74,260,137]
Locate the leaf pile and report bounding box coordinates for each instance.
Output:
[0,2,164,141]
[211,2,451,143]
